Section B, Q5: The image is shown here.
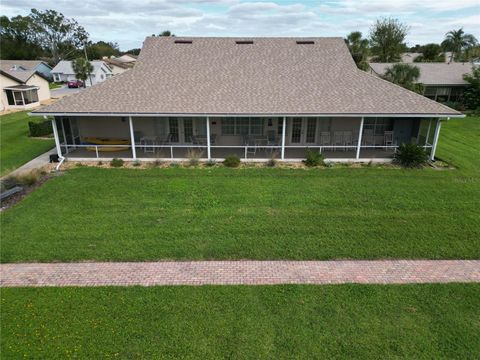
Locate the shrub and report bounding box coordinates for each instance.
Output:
[132,160,141,167]
[205,159,216,167]
[4,169,42,187]
[223,154,241,168]
[265,152,278,167]
[110,158,124,167]
[303,149,324,167]
[28,120,52,137]
[187,149,203,167]
[394,143,428,168]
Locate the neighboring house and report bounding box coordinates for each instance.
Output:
[0,64,51,111]
[401,52,422,63]
[116,54,137,64]
[33,37,461,163]
[102,57,133,75]
[369,62,475,103]
[51,60,113,86]
[0,60,53,80]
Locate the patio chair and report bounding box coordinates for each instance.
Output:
[384,131,395,152]
[320,132,331,152]
[246,136,257,156]
[333,131,344,151]
[343,131,353,151]
[266,130,277,153]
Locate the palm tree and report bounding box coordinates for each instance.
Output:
[383,63,423,93]
[345,31,369,70]
[441,28,478,62]
[72,57,93,88]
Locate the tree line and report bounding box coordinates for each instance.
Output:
[345,18,478,70]
[0,9,150,65]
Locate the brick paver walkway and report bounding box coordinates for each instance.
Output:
[1,260,479,287]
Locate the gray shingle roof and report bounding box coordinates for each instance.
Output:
[369,62,475,86]
[34,37,460,116]
[0,60,51,71]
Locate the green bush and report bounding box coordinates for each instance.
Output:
[205,159,216,167]
[223,155,241,168]
[303,149,324,167]
[110,158,124,168]
[28,120,52,137]
[394,143,428,168]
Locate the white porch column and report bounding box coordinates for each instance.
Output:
[128,116,137,160]
[356,117,364,160]
[206,116,211,160]
[50,117,62,158]
[60,118,68,154]
[425,118,432,145]
[281,116,286,160]
[20,91,25,106]
[430,118,443,161]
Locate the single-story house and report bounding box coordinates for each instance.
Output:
[369,62,475,103]
[0,65,51,111]
[51,60,113,86]
[101,57,133,75]
[0,60,53,80]
[116,54,137,64]
[32,37,462,163]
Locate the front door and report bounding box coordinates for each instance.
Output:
[290,118,317,144]
[291,118,303,143]
[169,118,179,142]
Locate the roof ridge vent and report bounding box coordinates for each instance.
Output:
[236,40,254,45]
[296,40,315,45]
[174,40,193,44]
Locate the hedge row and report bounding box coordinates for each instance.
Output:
[28,120,52,137]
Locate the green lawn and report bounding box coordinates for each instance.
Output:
[1,117,479,262]
[0,111,54,176]
[1,284,479,359]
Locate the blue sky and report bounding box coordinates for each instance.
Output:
[1,0,479,50]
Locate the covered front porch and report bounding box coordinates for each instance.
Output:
[52,115,440,162]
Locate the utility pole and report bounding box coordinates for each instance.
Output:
[84,42,93,88]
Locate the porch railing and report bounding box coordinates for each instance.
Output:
[60,142,434,160]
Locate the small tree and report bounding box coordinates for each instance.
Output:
[345,31,369,71]
[383,63,423,94]
[72,57,93,88]
[462,67,480,110]
[441,28,478,62]
[30,9,89,64]
[414,43,443,62]
[369,18,409,62]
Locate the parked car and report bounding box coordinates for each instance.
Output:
[67,80,84,88]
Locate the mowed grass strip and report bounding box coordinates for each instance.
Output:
[1,117,479,262]
[0,111,54,176]
[1,284,479,359]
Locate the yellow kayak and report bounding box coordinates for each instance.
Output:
[84,137,130,152]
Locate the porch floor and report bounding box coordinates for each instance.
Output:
[63,147,395,161]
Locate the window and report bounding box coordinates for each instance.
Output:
[221,118,265,136]
[221,118,235,135]
[364,118,393,135]
[4,89,39,106]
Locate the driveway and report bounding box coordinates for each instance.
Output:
[51,85,84,98]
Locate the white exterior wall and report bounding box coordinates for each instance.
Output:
[0,73,50,111]
[76,117,130,139]
[26,74,50,102]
